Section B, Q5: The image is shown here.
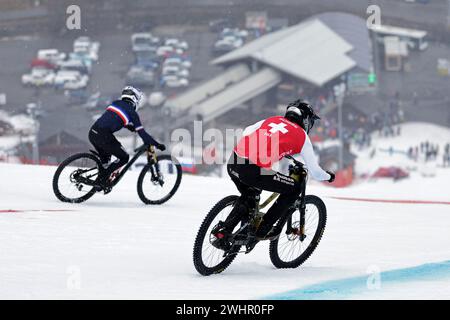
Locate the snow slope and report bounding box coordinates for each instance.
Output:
[351,122,450,175]
[0,163,449,299]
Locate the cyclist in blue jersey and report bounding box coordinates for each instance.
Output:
[88,86,165,189]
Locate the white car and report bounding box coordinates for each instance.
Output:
[162,65,189,78]
[59,58,91,74]
[163,57,192,69]
[73,37,100,61]
[222,35,244,48]
[162,75,189,88]
[214,37,243,51]
[37,49,66,64]
[74,45,98,62]
[221,28,249,39]
[132,33,159,52]
[165,38,189,51]
[63,73,89,90]
[22,68,55,87]
[54,70,87,87]
[74,36,100,53]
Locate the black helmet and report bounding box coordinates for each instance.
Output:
[285,99,320,133]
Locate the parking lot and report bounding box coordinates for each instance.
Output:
[0,25,222,143]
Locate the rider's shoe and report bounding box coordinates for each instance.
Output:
[93,174,111,193]
[255,223,282,241]
[211,222,232,251]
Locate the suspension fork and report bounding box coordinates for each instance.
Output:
[286,172,307,240]
[147,146,163,185]
[298,181,307,241]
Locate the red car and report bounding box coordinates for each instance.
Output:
[30,58,57,70]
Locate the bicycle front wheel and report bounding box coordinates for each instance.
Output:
[269,195,327,269]
[52,153,101,203]
[137,154,182,205]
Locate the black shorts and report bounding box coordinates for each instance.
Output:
[227,152,300,195]
[88,124,129,166]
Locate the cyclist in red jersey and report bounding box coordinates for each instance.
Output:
[220,100,335,242]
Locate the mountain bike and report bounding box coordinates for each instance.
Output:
[52,144,182,204]
[193,155,327,276]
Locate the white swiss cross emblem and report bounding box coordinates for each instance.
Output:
[268,122,288,134]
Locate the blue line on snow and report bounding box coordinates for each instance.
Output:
[264,260,450,300]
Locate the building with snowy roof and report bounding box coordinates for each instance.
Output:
[165,12,374,125]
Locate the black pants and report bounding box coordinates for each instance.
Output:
[88,124,130,178]
[226,152,302,228]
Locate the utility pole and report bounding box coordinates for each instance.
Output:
[31,102,41,164]
[334,83,346,170]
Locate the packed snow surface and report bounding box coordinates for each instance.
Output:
[0,162,449,299]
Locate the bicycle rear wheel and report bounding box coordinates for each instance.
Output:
[52,153,101,203]
[193,195,243,276]
[269,195,327,269]
[137,154,182,205]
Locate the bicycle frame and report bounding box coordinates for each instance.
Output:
[89,144,157,187]
[252,158,309,239]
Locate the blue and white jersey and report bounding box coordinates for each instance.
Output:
[93,99,158,146]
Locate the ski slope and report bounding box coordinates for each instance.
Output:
[0,163,449,299]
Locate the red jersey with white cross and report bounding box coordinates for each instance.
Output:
[234,116,307,168]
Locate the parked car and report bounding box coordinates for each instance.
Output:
[26,103,45,118]
[54,70,86,88]
[221,28,249,39]
[60,57,91,74]
[163,57,192,69]
[68,52,93,71]
[161,75,189,88]
[157,45,183,57]
[63,73,89,90]
[162,65,190,78]
[73,36,99,61]
[213,41,236,55]
[37,49,66,64]
[126,65,155,87]
[30,58,57,70]
[132,33,159,52]
[221,35,244,48]
[209,18,233,32]
[22,68,55,87]
[135,50,159,69]
[165,38,189,51]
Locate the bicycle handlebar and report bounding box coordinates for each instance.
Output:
[284,155,303,167]
[134,144,154,153]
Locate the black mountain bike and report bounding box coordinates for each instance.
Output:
[53,144,182,204]
[193,156,327,276]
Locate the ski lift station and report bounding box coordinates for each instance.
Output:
[163,12,374,126]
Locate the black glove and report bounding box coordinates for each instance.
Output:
[326,171,335,183]
[156,143,166,151]
[125,124,135,132]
